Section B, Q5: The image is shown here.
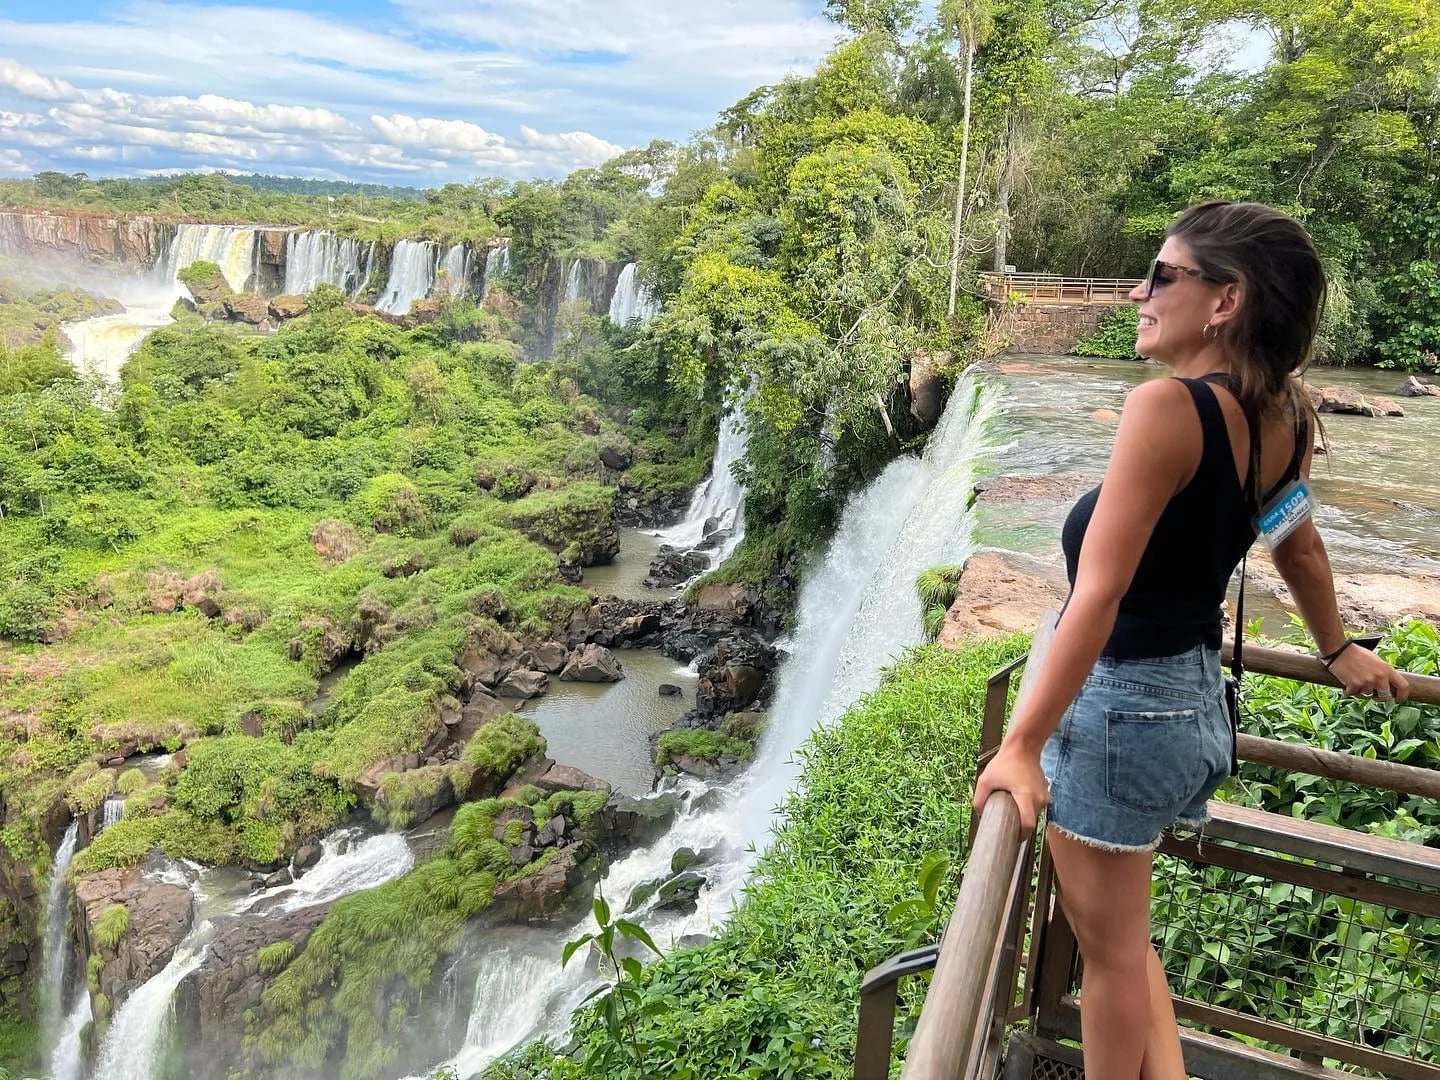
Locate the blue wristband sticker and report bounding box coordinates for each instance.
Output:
[1255,479,1315,548]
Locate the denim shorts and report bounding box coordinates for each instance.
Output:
[1040,645,1231,852]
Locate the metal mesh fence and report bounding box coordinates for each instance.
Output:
[1151,848,1440,1071]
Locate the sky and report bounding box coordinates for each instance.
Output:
[0,0,842,186]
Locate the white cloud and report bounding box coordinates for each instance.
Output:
[0,57,77,101]
[0,1,837,183]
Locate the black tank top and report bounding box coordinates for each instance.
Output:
[1060,376,1307,658]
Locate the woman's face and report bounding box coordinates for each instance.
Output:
[1129,237,1218,364]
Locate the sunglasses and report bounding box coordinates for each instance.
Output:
[1142,258,1216,299]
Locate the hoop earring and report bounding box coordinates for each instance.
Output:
[1202,321,1219,340]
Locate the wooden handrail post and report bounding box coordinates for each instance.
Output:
[902,794,1026,1079]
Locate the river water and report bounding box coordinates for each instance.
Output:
[978,356,1440,584]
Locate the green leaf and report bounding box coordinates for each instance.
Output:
[562,934,594,968]
[615,918,663,957]
[593,894,612,928]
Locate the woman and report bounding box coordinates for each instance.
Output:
[972,201,1411,1079]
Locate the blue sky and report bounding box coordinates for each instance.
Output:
[0,0,840,185]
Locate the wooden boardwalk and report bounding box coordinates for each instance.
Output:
[981,272,1141,304]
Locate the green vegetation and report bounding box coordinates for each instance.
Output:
[0,276,121,351]
[257,941,295,975]
[491,635,1029,1078]
[1,286,707,891]
[654,729,755,769]
[93,903,129,950]
[1070,307,1141,361]
[916,564,964,641]
[249,794,558,1079]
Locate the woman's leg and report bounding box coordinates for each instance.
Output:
[1142,943,1186,1079]
[1047,826,1185,1080]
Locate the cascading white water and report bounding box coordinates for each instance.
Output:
[95,829,414,1077]
[162,223,258,293]
[51,993,90,1080]
[562,259,583,305]
[480,242,510,299]
[261,830,413,914]
[41,823,80,1071]
[376,240,438,315]
[283,231,374,297]
[439,243,470,297]
[102,797,126,829]
[658,406,751,569]
[429,372,999,1073]
[448,943,591,1076]
[607,262,660,325]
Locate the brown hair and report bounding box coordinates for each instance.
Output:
[1166,201,1325,423]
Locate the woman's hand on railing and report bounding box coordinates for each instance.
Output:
[1326,645,1410,704]
[973,742,1049,836]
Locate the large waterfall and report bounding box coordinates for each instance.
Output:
[283,231,375,297]
[41,823,81,1078]
[160,224,259,293]
[88,829,414,1079]
[438,243,469,297]
[417,372,1000,1075]
[376,239,438,315]
[607,262,660,325]
[658,406,750,568]
[480,242,510,299]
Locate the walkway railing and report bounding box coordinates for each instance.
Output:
[855,617,1440,1080]
[980,272,1142,304]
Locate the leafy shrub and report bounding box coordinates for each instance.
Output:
[116,769,147,796]
[1070,306,1139,359]
[349,472,429,534]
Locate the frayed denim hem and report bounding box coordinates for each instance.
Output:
[1048,821,1161,854]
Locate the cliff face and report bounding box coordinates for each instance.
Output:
[0,211,171,268]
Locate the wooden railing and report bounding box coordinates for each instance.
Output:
[855,620,1440,1080]
[980,272,1142,304]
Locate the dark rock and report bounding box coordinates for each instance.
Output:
[491,844,595,921]
[656,871,706,913]
[262,868,292,889]
[535,763,612,795]
[292,844,322,874]
[670,754,716,779]
[458,645,508,689]
[677,933,712,951]
[658,683,682,697]
[74,868,194,1011]
[599,444,632,471]
[645,546,709,588]
[1396,376,1440,398]
[560,643,624,683]
[1370,395,1405,417]
[596,793,678,844]
[174,901,330,1075]
[222,293,270,325]
[496,669,549,699]
[239,711,263,738]
[670,847,701,875]
[268,293,308,320]
[530,641,568,674]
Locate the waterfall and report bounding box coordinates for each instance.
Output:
[657,406,751,569]
[41,823,80,1074]
[161,224,259,292]
[425,372,999,1073]
[562,259,585,306]
[480,242,510,299]
[376,240,438,315]
[283,231,373,297]
[241,830,413,914]
[51,993,90,1080]
[93,830,414,1077]
[102,797,126,830]
[94,931,210,1080]
[439,243,470,297]
[607,262,660,325]
[448,943,591,1077]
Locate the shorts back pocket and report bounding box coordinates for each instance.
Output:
[1105,708,1202,814]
